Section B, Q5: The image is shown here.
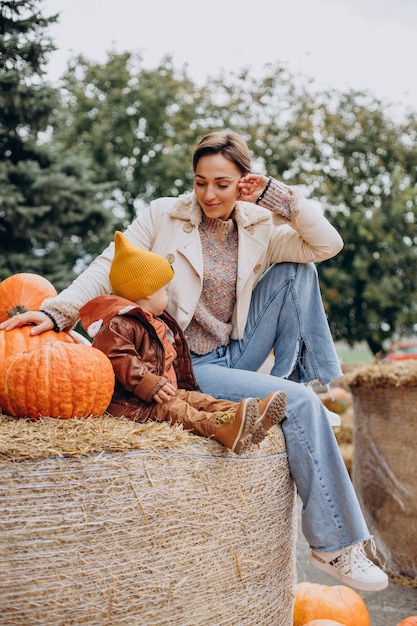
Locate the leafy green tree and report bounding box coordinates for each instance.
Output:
[0,0,115,291]
[56,53,214,223]
[309,94,417,354]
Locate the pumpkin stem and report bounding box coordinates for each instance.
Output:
[7,305,29,317]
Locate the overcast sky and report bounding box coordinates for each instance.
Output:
[41,0,417,116]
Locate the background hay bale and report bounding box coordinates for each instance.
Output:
[0,415,297,625]
[347,363,417,583]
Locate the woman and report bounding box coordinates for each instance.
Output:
[1,130,388,592]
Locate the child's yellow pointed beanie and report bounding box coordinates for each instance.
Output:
[109,231,174,301]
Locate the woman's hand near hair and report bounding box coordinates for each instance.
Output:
[237,174,270,203]
[0,311,54,334]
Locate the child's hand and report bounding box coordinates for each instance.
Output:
[153,382,176,404]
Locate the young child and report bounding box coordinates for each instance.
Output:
[79,231,286,454]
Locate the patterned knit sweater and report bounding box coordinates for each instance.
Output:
[185,213,238,355]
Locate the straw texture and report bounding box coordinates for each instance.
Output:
[345,360,417,388]
[0,414,297,625]
[347,363,417,583]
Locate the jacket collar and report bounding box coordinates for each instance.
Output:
[79,295,143,338]
[170,192,271,229]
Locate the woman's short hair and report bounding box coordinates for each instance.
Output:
[192,131,251,175]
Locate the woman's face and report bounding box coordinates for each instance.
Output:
[194,153,242,220]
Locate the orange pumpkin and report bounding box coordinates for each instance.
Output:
[0,272,57,321]
[0,325,78,360]
[293,582,370,626]
[397,619,417,626]
[1,341,114,419]
[0,326,80,415]
[304,621,347,626]
[319,387,352,414]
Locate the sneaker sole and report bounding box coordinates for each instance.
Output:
[310,553,389,592]
[251,392,287,446]
[232,398,259,455]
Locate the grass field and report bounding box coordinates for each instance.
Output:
[335,341,374,364]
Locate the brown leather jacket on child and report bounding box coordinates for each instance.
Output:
[79,295,198,422]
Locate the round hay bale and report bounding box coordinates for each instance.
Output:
[347,362,417,581]
[0,414,297,625]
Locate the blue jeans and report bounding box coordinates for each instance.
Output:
[191,263,370,551]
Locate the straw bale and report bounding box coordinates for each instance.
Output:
[345,360,417,388]
[0,413,197,461]
[349,368,417,581]
[0,414,296,625]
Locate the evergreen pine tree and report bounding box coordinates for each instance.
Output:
[0,0,115,290]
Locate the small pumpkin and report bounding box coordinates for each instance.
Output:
[319,387,352,415]
[293,582,370,626]
[396,619,417,626]
[0,272,57,322]
[1,341,114,419]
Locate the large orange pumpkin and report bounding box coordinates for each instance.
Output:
[293,582,370,626]
[0,325,78,360]
[397,619,417,626]
[303,621,347,626]
[1,341,114,419]
[0,272,57,322]
[0,327,81,415]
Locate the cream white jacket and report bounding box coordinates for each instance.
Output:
[44,190,343,338]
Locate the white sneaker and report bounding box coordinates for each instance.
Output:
[310,542,389,591]
[326,409,341,427]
